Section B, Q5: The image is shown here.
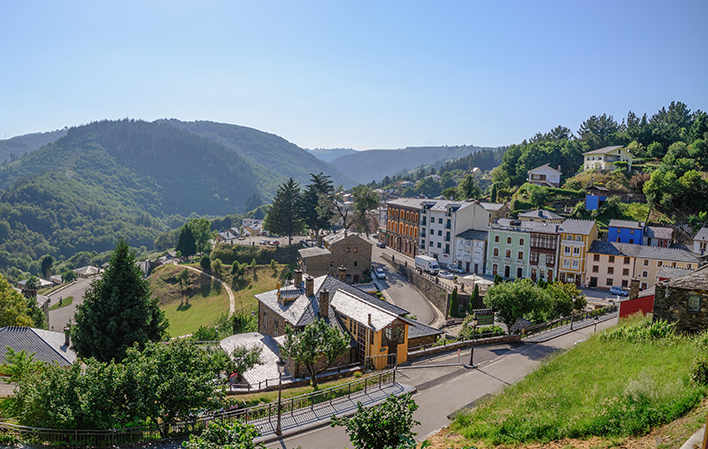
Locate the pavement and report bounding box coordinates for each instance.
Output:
[47,277,96,331]
[371,245,444,327]
[265,316,619,449]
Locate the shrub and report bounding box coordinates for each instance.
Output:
[691,357,708,385]
[601,318,675,343]
[182,420,264,449]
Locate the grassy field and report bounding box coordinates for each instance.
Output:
[441,317,706,447]
[48,296,73,311]
[150,263,284,337]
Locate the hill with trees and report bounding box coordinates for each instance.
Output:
[0,119,352,278]
[306,147,358,163]
[0,128,67,163]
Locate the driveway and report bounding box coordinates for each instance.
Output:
[47,277,96,331]
[371,245,443,326]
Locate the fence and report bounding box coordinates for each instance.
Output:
[521,305,618,337]
[0,369,398,448]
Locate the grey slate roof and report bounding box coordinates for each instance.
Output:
[559,219,596,235]
[0,327,76,366]
[521,221,560,234]
[609,219,643,229]
[407,319,443,339]
[646,226,673,240]
[695,227,708,242]
[456,229,489,241]
[588,241,699,263]
[219,332,282,385]
[518,209,562,220]
[323,232,370,247]
[664,265,708,291]
[657,266,694,279]
[583,145,623,155]
[528,163,560,173]
[298,247,331,258]
[387,198,426,209]
[479,202,505,211]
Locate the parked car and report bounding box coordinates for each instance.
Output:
[609,286,629,297]
[270,240,280,246]
[448,267,464,275]
[438,271,455,280]
[377,241,386,248]
[415,255,439,275]
[374,267,386,280]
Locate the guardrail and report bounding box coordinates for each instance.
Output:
[0,369,398,448]
[522,305,618,337]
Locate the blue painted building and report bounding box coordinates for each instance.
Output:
[585,186,609,211]
[608,219,644,245]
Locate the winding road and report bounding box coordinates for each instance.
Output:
[181,264,236,316]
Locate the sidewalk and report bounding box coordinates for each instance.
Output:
[523,311,618,343]
[256,382,415,443]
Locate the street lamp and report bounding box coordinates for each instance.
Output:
[469,318,478,368]
[275,358,286,435]
[594,315,599,333]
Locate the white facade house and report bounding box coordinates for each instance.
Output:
[527,164,561,187]
[694,227,708,255]
[453,230,488,274]
[583,146,633,171]
[418,200,490,267]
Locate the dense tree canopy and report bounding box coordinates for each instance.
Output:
[264,178,305,246]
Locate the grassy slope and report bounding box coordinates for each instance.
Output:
[446,317,705,446]
[150,264,283,337]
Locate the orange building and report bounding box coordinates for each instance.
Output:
[385,199,422,258]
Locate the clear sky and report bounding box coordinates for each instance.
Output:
[2,1,707,148]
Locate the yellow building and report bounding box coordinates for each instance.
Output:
[557,219,598,286]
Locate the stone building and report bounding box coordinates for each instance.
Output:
[653,265,708,333]
[297,232,372,283]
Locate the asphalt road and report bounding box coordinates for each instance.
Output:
[371,245,442,326]
[47,277,96,331]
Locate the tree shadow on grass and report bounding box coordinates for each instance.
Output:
[177,303,192,311]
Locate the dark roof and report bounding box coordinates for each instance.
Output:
[518,209,562,220]
[528,163,560,173]
[320,276,409,316]
[646,226,673,240]
[657,266,693,279]
[298,247,331,258]
[664,265,708,291]
[456,229,488,241]
[695,227,708,242]
[407,319,443,339]
[588,241,700,263]
[323,232,371,246]
[609,219,643,230]
[559,219,595,235]
[583,145,623,155]
[479,202,505,212]
[0,327,76,366]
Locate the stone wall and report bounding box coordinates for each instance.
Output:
[258,302,289,337]
[654,284,708,333]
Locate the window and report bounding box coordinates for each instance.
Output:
[520,238,525,245]
[621,279,628,288]
[445,232,450,241]
[629,239,634,244]
[518,251,523,260]
[641,282,647,289]
[607,267,614,274]
[504,265,510,277]
[607,278,613,286]
[624,257,630,264]
[642,271,647,277]
[507,237,512,244]
[672,262,677,268]
[354,261,358,267]
[564,247,570,255]
[643,259,648,266]
[688,295,701,313]
[592,265,599,273]
[609,256,615,263]
[493,248,499,257]
[437,242,441,248]
[505,249,511,258]
[495,235,499,243]
[593,254,600,262]
[517,267,523,278]
[573,247,580,255]
[622,268,629,276]
[438,218,443,224]
[492,263,498,275]
[438,230,442,236]
[657,261,662,266]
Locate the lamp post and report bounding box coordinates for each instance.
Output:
[469,318,478,368]
[275,358,286,435]
[594,315,599,333]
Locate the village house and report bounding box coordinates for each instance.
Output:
[643,225,673,247]
[585,241,699,290]
[479,202,508,225]
[693,227,708,255]
[453,229,488,274]
[216,229,239,245]
[653,265,708,333]
[607,219,644,245]
[557,219,598,286]
[254,270,441,371]
[485,219,530,280]
[583,145,633,171]
[527,164,561,187]
[584,186,610,211]
[0,327,76,366]
[297,232,372,282]
[517,209,563,224]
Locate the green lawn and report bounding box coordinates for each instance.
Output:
[48,296,73,311]
[450,317,707,445]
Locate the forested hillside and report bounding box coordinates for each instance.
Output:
[305,148,358,163]
[0,119,351,277]
[330,145,496,184]
[0,129,67,163]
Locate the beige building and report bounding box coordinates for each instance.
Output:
[583,145,633,171]
[557,219,598,286]
[586,241,700,291]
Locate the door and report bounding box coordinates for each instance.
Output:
[504,266,510,278]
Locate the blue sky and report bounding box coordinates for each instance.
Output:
[1,1,707,148]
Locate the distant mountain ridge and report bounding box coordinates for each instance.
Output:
[305,148,358,163]
[326,145,499,184]
[0,129,67,163]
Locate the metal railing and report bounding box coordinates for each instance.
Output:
[522,305,618,337]
[0,369,398,448]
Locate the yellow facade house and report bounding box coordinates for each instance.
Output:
[557,219,598,286]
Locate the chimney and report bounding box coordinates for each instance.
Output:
[276,282,283,305]
[305,276,314,297]
[368,313,372,327]
[63,325,71,347]
[557,165,561,172]
[319,288,329,318]
[294,269,303,288]
[338,266,347,282]
[629,279,640,300]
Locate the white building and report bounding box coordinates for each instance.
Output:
[418,200,490,267]
[527,164,561,187]
[453,230,488,274]
[693,227,708,255]
[583,146,633,171]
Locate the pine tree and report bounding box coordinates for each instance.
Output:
[72,240,168,362]
[176,225,197,258]
[264,178,304,246]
